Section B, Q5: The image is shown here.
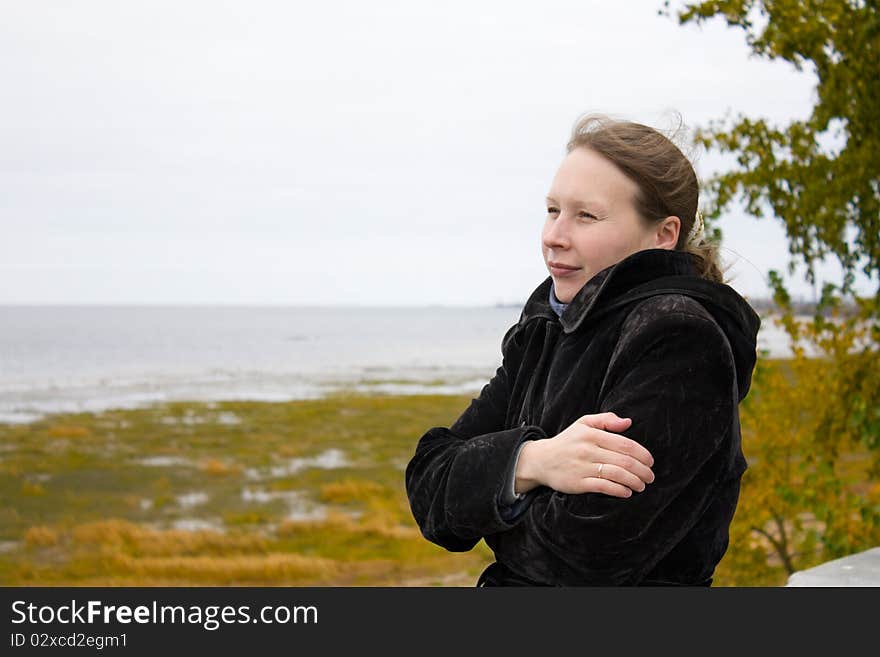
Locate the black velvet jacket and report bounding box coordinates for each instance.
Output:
[404,248,761,586]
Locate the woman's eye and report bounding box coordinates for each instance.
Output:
[545,207,597,220]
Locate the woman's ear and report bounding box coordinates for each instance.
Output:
[655,216,681,250]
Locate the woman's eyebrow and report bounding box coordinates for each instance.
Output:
[545,195,608,212]
[546,195,590,204]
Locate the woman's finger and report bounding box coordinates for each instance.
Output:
[582,477,633,498]
[576,412,631,431]
[593,462,647,492]
[593,446,655,484]
[592,429,654,467]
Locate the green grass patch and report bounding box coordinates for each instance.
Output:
[0,393,494,585]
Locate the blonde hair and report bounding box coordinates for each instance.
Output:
[566,112,731,284]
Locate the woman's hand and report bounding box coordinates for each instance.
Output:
[515,412,655,498]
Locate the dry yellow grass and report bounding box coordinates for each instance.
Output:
[109,552,340,583]
[319,478,384,502]
[199,458,241,476]
[46,425,91,438]
[70,519,268,557]
[20,482,45,496]
[23,526,59,547]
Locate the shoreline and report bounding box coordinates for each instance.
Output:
[0,377,489,426]
[0,351,820,427]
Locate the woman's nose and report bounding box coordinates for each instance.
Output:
[543,215,570,248]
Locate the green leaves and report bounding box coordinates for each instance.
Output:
[673,0,880,298]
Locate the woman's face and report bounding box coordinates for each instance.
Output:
[542,146,678,303]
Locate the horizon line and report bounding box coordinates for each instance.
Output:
[0,295,827,309]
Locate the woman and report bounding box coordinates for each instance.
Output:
[404,114,761,586]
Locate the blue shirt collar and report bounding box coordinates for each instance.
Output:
[549,281,569,318]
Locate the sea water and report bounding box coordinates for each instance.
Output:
[0,304,801,424]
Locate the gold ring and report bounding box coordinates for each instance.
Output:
[597,463,604,478]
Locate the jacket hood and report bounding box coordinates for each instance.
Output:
[520,248,762,401]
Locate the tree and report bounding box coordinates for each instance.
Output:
[661,0,880,583]
[712,279,880,585]
[664,0,879,300]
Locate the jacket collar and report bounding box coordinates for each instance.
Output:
[521,248,699,334]
[519,247,762,401]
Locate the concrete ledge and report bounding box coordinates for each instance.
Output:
[786,547,880,586]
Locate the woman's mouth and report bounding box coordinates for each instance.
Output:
[549,263,581,278]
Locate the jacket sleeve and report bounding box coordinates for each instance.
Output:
[494,309,738,584]
[404,321,548,552]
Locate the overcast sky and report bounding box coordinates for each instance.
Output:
[2,1,875,306]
